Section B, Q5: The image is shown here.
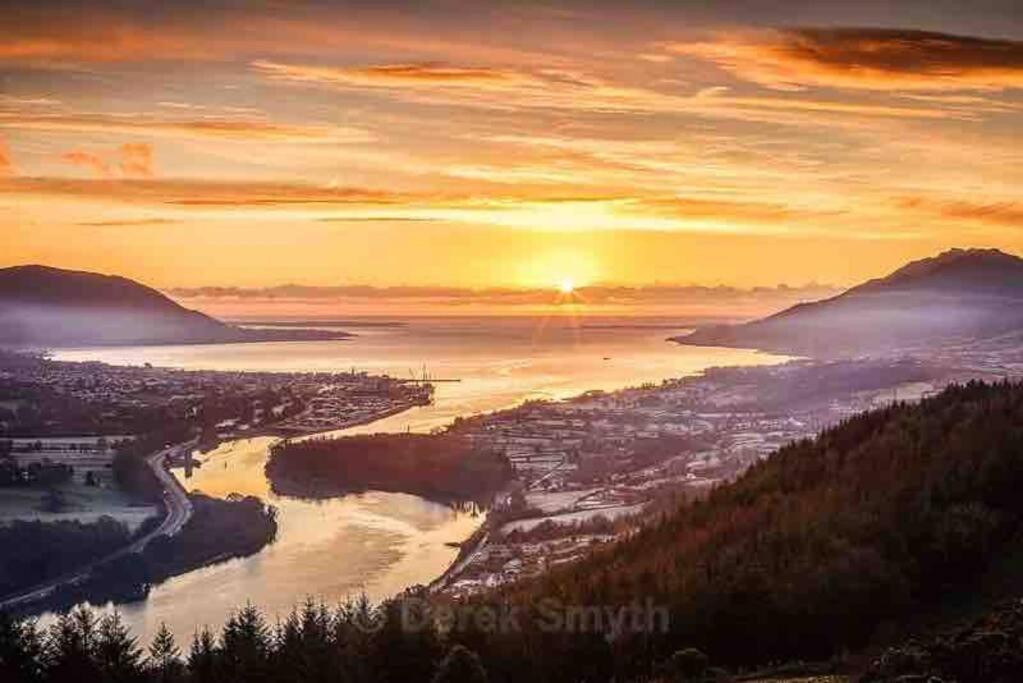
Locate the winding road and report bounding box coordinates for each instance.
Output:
[0,440,197,612]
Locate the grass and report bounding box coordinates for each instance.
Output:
[0,479,158,531]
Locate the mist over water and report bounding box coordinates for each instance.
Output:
[47,316,788,641]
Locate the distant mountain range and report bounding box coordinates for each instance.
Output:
[0,265,349,347]
[676,248,1023,356]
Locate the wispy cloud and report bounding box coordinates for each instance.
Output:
[59,144,154,178]
[61,149,111,176]
[252,59,957,123]
[254,61,538,89]
[77,217,177,227]
[898,196,1023,228]
[0,113,373,143]
[669,28,1023,92]
[0,177,423,207]
[0,175,882,238]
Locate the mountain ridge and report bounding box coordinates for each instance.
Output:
[676,248,1023,356]
[0,264,349,347]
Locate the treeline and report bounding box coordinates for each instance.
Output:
[0,598,495,683]
[267,433,512,503]
[0,518,133,599]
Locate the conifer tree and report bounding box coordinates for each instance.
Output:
[94,612,143,683]
[187,627,217,683]
[148,622,181,683]
[0,612,44,683]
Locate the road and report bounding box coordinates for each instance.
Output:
[0,440,197,612]
[145,441,194,539]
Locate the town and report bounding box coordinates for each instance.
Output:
[433,349,1021,596]
[0,351,431,538]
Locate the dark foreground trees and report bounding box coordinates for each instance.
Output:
[0,599,489,683]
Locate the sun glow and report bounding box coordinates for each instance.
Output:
[558,277,575,294]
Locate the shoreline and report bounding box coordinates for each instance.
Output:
[4,402,425,617]
[194,399,425,454]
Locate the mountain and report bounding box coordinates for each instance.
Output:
[676,248,1023,355]
[0,265,348,346]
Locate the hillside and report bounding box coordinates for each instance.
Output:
[477,380,1023,679]
[0,265,348,346]
[677,248,1023,356]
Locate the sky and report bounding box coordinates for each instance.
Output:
[2,0,1022,296]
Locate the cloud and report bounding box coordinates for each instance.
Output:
[0,4,557,67]
[77,218,177,227]
[119,143,154,177]
[670,28,1023,91]
[0,95,61,107]
[898,196,1023,227]
[0,176,842,236]
[61,150,111,177]
[630,196,812,224]
[255,62,535,88]
[59,144,155,178]
[6,174,1010,240]
[253,59,956,123]
[0,177,421,207]
[0,113,373,143]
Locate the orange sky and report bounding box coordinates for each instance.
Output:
[2,1,1022,292]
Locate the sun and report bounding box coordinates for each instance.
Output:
[557,277,575,294]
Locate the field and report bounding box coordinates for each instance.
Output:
[0,482,158,531]
[500,504,645,534]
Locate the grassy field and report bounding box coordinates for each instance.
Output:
[0,482,158,531]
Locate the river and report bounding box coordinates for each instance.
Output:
[49,316,787,642]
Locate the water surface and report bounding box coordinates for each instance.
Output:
[47,316,787,641]
[55,316,784,433]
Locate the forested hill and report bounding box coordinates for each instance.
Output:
[0,265,348,346]
[493,379,1023,677]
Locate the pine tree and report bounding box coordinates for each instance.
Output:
[148,622,182,683]
[95,612,143,683]
[46,608,101,683]
[187,627,217,683]
[220,603,269,682]
[0,613,44,683]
